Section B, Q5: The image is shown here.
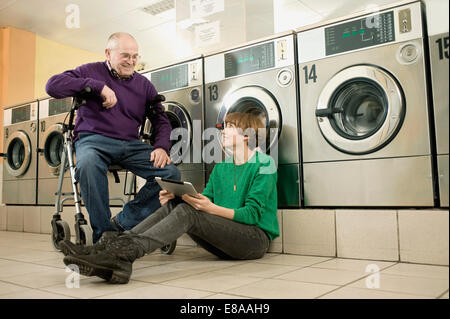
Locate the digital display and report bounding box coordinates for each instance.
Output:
[151,64,189,92]
[225,41,275,78]
[325,11,395,56]
[11,105,31,124]
[49,98,72,116]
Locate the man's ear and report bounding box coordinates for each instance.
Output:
[105,49,111,60]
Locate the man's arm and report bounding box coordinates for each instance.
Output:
[46,66,105,99]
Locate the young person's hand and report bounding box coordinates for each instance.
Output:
[182,194,235,219]
[181,194,214,212]
[159,190,175,206]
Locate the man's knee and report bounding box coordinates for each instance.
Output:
[161,164,181,180]
[75,151,107,176]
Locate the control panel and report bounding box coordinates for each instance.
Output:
[205,34,295,83]
[146,59,203,93]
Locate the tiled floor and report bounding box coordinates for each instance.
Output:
[0,231,448,299]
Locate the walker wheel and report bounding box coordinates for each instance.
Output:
[160,240,177,255]
[79,224,93,246]
[51,220,71,251]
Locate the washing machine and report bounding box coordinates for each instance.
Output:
[37,97,131,206]
[297,1,435,207]
[2,101,38,205]
[426,0,449,207]
[204,31,301,207]
[143,57,205,192]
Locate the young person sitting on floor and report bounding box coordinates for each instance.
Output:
[61,111,279,284]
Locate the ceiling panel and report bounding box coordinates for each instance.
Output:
[297,0,401,20]
[274,0,323,33]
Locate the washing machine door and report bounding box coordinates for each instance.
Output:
[146,102,192,165]
[6,130,32,177]
[316,65,405,154]
[217,86,281,153]
[43,123,65,175]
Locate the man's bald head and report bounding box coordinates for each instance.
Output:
[106,32,137,51]
[105,32,139,78]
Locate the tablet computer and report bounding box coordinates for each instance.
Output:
[155,177,198,197]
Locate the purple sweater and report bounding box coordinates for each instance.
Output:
[45,61,171,153]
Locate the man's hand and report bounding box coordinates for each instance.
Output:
[101,85,117,108]
[150,148,171,168]
[159,190,175,206]
[181,194,214,213]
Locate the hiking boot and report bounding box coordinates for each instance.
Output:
[59,231,121,256]
[63,234,146,284]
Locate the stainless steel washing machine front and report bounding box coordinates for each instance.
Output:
[297,1,435,207]
[426,0,449,207]
[204,32,301,207]
[143,57,205,193]
[2,101,38,205]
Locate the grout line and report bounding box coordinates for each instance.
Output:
[436,289,449,299]
[334,209,338,257]
[396,210,402,262]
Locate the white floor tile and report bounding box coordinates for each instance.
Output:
[380,263,449,279]
[1,287,74,299]
[225,278,338,299]
[163,271,263,293]
[0,261,59,279]
[132,263,220,284]
[41,278,149,299]
[319,286,432,299]
[276,267,369,286]
[1,267,70,289]
[204,293,250,299]
[0,231,447,299]
[311,258,396,273]
[0,281,32,296]
[96,284,212,299]
[349,273,449,298]
[255,254,332,267]
[215,262,299,278]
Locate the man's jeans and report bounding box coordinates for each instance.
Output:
[74,133,180,242]
[129,200,270,260]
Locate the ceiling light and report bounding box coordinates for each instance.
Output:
[141,0,174,16]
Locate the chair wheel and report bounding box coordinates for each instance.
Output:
[160,240,177,255]
[51,220,71,251]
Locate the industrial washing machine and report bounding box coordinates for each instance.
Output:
[143,57,205,192]
[297,1,435,207]
[37,97,132,206]
[2,101,39,205]
[426,0,449,207]
[204,31,301,207]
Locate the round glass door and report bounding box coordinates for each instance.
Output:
[217,86,281,155]
[316,65,405,154]
[146,102,192,165]
[6,131,32,177]
[43,123,64,175]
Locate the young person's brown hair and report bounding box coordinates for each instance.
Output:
[224,112,266,150]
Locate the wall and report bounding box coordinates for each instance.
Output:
[0,27,35,108]
[0,27,36,163]
[34,36,104,99]
[0,27,104,156]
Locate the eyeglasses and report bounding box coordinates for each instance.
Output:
[119,53,141,61]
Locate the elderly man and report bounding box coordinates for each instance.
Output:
[46,32,180,243]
